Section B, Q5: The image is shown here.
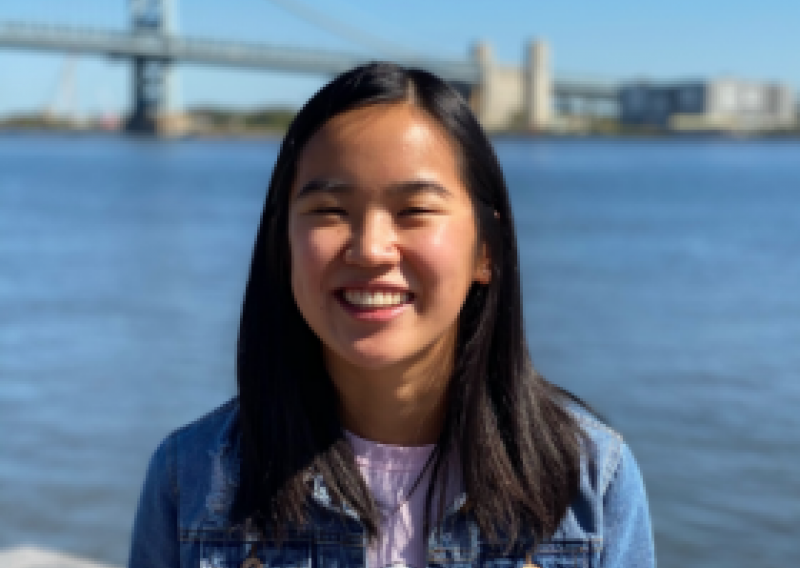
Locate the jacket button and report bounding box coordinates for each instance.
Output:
[241,558,261,568]
[241,541,262,568]
[523,554,540,568]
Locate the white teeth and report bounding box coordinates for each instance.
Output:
[343,290,410,308]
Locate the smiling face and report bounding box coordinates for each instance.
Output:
[288,102,490,380]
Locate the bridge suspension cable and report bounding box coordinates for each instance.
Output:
[263,0,421,60]
[44,55,78,121]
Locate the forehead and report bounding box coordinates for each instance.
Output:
[292,103,465,196]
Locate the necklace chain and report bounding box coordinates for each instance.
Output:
[374,449,436,521]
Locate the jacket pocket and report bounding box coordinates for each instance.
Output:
[186,527,366,568]
[191,529,314,568]
[479,539,597,568]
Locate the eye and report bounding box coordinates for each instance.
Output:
[311,207,346,216]
[399,207,435,216]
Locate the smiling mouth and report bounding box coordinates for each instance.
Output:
[337,289,414,309]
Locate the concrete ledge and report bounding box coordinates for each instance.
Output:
[0,546,120,568]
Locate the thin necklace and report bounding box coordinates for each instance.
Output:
[374,448,437,522]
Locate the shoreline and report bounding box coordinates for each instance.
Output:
[0,546,120,568]
[3,124,800,141]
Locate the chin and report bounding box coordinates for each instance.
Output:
[332,334,407,367]
[344,350,407,371]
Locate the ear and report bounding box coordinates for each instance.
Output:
[473,242,492,285]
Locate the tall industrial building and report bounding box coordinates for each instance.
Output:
[619,79,796,132]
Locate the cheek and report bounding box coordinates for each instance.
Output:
[410,220,478,292]
[289,227,334,300]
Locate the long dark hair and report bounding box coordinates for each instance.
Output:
[235,62,586,547]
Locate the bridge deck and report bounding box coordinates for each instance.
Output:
[0,21,480,82]
[0,21,619,99]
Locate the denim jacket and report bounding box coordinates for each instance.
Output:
[129,399,655,568]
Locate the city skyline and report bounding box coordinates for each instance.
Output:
[1,0,799,118]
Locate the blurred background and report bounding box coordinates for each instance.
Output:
[1,1,799,567]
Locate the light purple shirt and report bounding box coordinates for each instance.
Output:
[345,431,463,568]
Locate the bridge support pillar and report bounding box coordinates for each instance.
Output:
[470,39,552,132]
[523,40,551,132]
[472,42,524,130]
[127,56,174,134]
[124,0,180,135]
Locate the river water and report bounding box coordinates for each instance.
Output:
[1,133,798,567]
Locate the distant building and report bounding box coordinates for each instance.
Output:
[619,79,796,132]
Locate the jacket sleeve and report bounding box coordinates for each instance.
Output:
[128,434,180,568]
[600,442,656,568]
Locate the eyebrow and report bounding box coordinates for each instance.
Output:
[295,178,453,200]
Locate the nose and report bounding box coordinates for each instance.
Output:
[344,211,400,266]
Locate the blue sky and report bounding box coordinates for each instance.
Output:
[1,0,798,117]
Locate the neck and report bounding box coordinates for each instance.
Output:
[325,340,454,446]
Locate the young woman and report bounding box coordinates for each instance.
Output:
[129,63,655,568]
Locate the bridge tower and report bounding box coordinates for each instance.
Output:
[524,40,552,131]
[125,0,178,134]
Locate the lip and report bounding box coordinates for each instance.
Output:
[337,281,412,294]
[334,284,414,322]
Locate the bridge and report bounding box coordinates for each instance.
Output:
[0,1,620,134]
[0,22,481,81]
